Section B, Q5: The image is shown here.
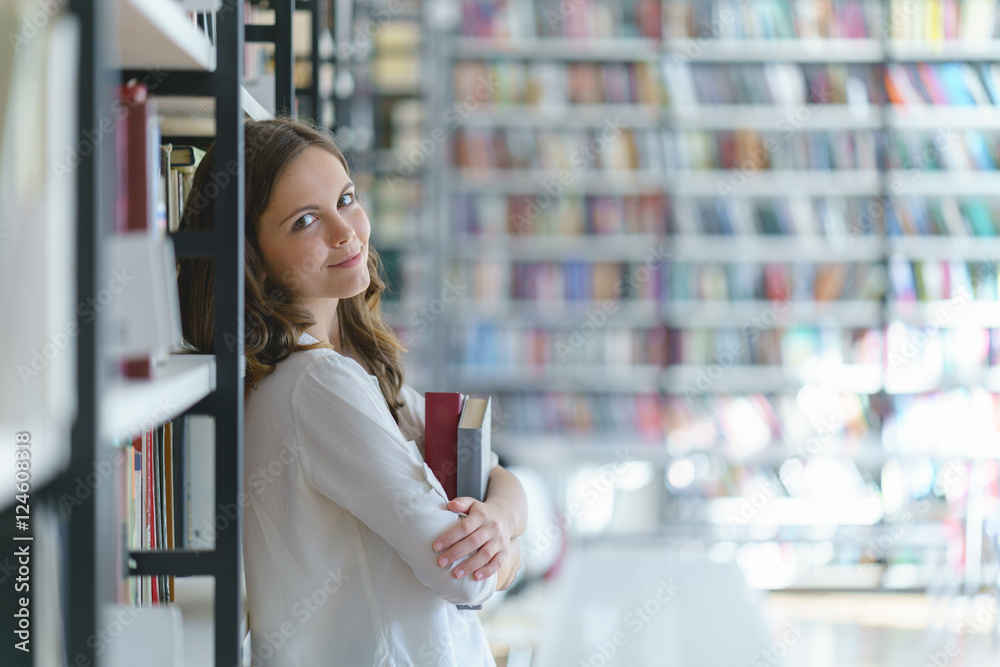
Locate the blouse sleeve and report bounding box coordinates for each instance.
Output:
[291,355,497,607]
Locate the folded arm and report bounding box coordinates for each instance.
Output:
[293,357,497,606]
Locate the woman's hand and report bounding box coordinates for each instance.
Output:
[497,537,520,591]
[432,496,518,584]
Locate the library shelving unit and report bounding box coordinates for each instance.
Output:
[433,0,1000,593]
[293,0,336,127]
[344,0,436,387]
[49,1,306,665]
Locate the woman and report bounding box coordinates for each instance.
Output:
[177,117,527,666]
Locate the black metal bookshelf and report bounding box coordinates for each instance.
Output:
[57,1,313,664]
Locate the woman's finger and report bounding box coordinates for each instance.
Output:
[437,528,488,569]
[454,545,500,580]
[471,552,504,582]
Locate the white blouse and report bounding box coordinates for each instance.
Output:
[242,332,499,666]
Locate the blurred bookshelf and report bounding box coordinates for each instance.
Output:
[429,0,1000,594]
[353,0,435,387]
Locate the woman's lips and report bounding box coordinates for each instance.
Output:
[329,249,362,268]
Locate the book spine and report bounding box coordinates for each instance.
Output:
[425,393,464,499]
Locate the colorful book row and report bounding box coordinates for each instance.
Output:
[460,0,662,40]
[456,324,883,367]
[453,193,667,236]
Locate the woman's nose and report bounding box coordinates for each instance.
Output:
[327,215,356,247]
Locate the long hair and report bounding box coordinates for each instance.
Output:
[176,117,407,423]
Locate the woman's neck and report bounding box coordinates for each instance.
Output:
[301,297,341,351]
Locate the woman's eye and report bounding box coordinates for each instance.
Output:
[338,192,357,208]
[291,213,318,230]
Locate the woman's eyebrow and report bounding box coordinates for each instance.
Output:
[277,183,354,227]
[279,205,318,228]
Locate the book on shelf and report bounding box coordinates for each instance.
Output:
[117,80,160,379]
[453,60,663,108]
[498,391,664,440]
[459,0,662,40]
[888,257,996,302]
[663,62,881,107]
[456,323,668,368]
[886,0,999,42]
[671,0,879,40]
[121,421,177,606]
[454,193,667,236]
[454,126,662,172]
[664,0,997,43]
[886,62,1000,105]
[185,415,215,550]
[110,81,185,380]
[163,143,207,234]
[664,128,880,172]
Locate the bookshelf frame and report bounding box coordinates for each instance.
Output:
[59,1,317,665]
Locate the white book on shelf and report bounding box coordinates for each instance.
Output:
[100,604,183,667]
[960,63,993,105]
[0,7,79,509]
[105,231,184,361]
[185,414,215,549]
[962,0,998,41]
[174,0,222,10]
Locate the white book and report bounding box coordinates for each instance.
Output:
[456,396,492,503]
[185,415,215,549]
[455,396,492,611]
[961,63,992,106]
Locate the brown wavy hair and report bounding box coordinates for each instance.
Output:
[176,117,407,423]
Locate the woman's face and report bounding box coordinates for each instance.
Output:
[256,145,371,302]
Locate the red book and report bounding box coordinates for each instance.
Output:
[144,428,159,603]
[120,80,155,233]
[425,393,465,500]
[118,81,158,378]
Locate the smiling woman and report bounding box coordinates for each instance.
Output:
[176,117,406,421]
[174,117,526,667]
